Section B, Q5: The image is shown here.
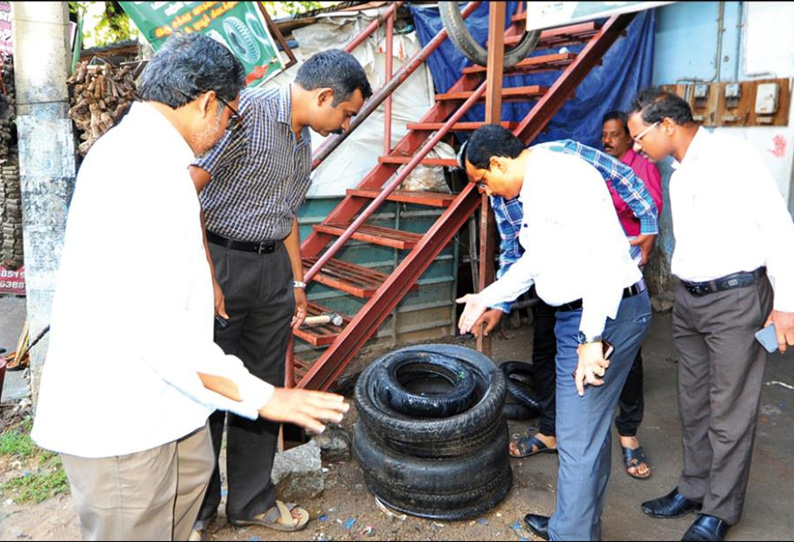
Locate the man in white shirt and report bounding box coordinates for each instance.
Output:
[30,34,349,541]
[457,125,652,541]
[628,88,794,542]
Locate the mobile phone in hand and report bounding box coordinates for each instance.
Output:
[755,324,778,353]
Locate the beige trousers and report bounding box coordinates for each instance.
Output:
[60,424,214,541]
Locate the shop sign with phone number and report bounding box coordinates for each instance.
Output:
[0,266,25,295]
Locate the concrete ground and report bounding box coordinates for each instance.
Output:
[0,294,793,540]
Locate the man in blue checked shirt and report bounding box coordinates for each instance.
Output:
[473,138,659,481]
[458,125,655,541]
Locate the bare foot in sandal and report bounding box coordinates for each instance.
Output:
[509,430,557,458]
[620,435,651,479]
[228,500,310,531]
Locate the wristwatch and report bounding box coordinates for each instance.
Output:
[293,280,307,289]
[577,331,603,344]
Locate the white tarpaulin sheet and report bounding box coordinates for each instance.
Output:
[265,9,453,198]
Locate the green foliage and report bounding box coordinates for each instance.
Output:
[0,417,35,458]
[262,1,331,18]
[91,1,134,46]
[0,416,69,504]
[2,459,69,504]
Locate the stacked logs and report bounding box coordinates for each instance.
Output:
[0,54,22,270]
[67,60,137,156]
[0,157,23,269]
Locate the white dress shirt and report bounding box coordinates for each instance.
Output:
[32,102,274,458]
[479,146,642,339]
[670,128,794,311]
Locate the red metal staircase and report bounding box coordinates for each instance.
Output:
[290,4,637,391]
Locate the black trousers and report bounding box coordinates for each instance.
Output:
[532,297,645,438]
[197,242,294,522]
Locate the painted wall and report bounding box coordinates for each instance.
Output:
[647,1,794,299]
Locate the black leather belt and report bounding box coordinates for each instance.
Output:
[556,280,647,313]
[681,267,766,296]
[206,231,280,254]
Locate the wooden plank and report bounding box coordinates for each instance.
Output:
[406,121,518,132]
[314,223,423,250]
[377,156,458,167]
[347,188,457,208]
[463,53,577,75]
[436,85,547,101]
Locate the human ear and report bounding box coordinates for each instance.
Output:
[318,88,334,106]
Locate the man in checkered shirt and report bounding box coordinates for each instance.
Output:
[189,50,371,535]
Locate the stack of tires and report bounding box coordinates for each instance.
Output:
[353,344,512,520]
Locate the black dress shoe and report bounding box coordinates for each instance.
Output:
[682,515,730,541]
[523,513,550,541]
[642,487,702,518]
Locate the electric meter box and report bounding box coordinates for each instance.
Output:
[755,83,780,115]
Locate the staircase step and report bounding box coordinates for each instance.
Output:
[435,85,547,102]
[293,302,350,346]
[314,222,423,250]
[406,121,518,132]
[303,256,409,298]
[377,156,458,168]
[293,355,312,380]
[507,21,603,47]
[347,188,457,208]
[462,53,577,75]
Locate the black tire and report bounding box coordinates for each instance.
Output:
[354,421,513,520]
[439,2,541,68]
[355,344,506,458]
[374,351,478,418]
[503,401,539,421]
[353,421,510,494]
[501,361,541,414]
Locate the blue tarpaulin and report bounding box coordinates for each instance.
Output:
[408,2,655,148]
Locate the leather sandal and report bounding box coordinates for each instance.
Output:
[510,430,557,458]
[228,501,309,532]
[622,445,652,479]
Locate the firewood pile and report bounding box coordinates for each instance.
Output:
[67,59,138,156]
[0,54,22,270]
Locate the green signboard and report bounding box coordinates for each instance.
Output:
[119,2,284,86]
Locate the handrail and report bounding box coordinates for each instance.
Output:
[304,80,487,284]
[311,1,483,169]
[344,1,404,54]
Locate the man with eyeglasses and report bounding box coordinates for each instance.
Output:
[187,50,372,536]
[628,88,794,542]
[462,135,659,470]
[30,34,349,541]
[457,125,653,541]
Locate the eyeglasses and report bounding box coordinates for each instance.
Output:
[632,121,660,144]
[172,88,242,132]
[456,139,469,170]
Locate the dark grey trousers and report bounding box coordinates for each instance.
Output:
[672,276,773,525]
[198,241,295,522]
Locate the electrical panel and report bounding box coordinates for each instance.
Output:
[663,79,791,127]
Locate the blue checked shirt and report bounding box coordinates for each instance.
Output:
[490,139,659,313]
[194,86,312,242]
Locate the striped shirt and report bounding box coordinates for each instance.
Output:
[489,139,659,312]
[194,85,312,241]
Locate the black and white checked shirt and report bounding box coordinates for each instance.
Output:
[195,86,312,242]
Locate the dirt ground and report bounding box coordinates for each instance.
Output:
[2,310,794,541]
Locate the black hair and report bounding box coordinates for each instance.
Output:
[464,125,525,170]
[630,87,694,125]
[295,49,373,106]
[138,33,245,108]
[603,110,630,135]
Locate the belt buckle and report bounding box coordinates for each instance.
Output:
[257,241,274,254]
